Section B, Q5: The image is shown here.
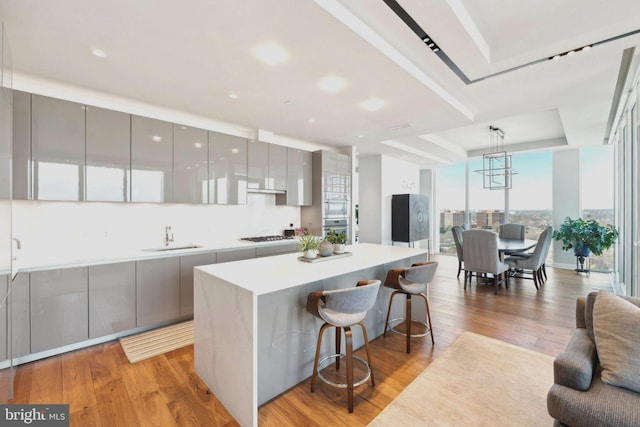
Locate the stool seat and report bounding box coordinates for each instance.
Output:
[383,262,438,353]
[307,279,380,413]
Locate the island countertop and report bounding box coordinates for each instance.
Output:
[195,243,428,295]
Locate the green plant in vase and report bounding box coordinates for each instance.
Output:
[552,216,619,272]
[298,234,321,259]
[326,230,348,254]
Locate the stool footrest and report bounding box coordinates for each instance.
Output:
[317,354,371,388]
[387,317,431,338]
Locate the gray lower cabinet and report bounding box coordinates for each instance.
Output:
[216,248,256,263]
[136,257,181,327]
[30,267,88,353]
[256,243,298,257]
[0,273,28,361]
[179,253,217,317]
[88,262,136,338]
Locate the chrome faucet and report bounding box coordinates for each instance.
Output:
[164,226,174,246]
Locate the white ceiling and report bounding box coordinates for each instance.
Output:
[1,0,639,168]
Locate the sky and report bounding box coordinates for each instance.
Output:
[437,146,614,211]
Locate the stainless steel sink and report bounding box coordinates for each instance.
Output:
[142,244,203,252]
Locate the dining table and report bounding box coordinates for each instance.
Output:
[497,238,537,261]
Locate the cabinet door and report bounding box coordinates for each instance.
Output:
[0,90,11,201]
[86,106,131,202]
[180,252,216,317]
[131,116,173,203]
[31,95,85,201]
[209,131,247,205]
[136,257,180,327]
[31,267,88,353]
[268,144,287,191]
[0,275,6,361]
[256,243,298,257]
[248,140,269,191]
[321,150,337,173]
[89,262,136,338]
[336,153,350,175]
[216,248,256,263]
[278,148,312,206]
[12,91,31,200]
[174,125,208,204]
[11,273,30,358]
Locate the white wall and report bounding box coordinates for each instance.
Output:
[552,149,581,268]
[12,195,300,266]
[420,169,435,254]
[358,155,421,246]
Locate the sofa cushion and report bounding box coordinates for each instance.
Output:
[593,290,640,393]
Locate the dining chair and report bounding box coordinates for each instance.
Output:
[504,227,553,290]
[451,225,465,278]
[462,229,510,294]
[499,223,526,256]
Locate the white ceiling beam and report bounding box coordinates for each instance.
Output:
[446,0,491,63]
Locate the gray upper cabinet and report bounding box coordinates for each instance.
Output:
[88,262,136,338]
[336,153,350,175]
[30,267,89,353]
[268,143,287,191]
[277,148,312,206]
[173,125,208,204]
[248,140,268,191]
[86,106,131,202]
[0,89,11,201]
[31,94,85,201]
[209,131,248,205]
[131,115,173,203]
[12,91,31,200]
[248,141,287,192]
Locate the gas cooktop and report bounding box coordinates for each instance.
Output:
[241,235,295,243]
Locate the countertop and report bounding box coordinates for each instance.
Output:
[11,238,300,274]
[195,243,428,295]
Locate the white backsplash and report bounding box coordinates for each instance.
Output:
[12,194,300,263]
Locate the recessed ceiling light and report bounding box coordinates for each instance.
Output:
[308,118,316,123]
[360,97,386,111]
[152,135,162,142]
[92,49,106,58]
[231,148,239,154]
[193,142,203,149]
[229,92,238,99]
[253,42,289,66]
[358,135,364,139]
[318,75,347,93]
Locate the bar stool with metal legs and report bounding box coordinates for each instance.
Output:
[306,279,381,413]
[383,262,438,353]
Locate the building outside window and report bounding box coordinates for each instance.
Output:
[436,161,465,254]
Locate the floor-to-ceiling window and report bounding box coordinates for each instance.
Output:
[468,157,504,231]
[581,145,615,272]
[436,161,466,254]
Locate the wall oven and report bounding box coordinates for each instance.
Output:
[323,218,349,240]
[323,193,349,218]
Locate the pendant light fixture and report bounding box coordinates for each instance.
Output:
[474,126,517,190]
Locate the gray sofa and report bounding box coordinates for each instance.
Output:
[547,291,640,426]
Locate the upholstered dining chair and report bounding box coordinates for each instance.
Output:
[307,280,380,413]
[505,227,553,289]
[463,229,509,294]
[499,223,526,255]
[451,225,465,278]
[383,262,438,353]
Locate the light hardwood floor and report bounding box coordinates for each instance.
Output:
[8,255,611,426]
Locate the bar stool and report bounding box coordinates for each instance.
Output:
[383,262,438,353]
[306,279,381,413]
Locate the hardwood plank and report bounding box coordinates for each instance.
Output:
[6,254,611,426]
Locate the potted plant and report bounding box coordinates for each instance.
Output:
[298,234,321,259]
[553,216,619,271]
[326,230,348,254]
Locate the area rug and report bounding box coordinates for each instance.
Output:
[119,320,194,363]
[368,331,554,426]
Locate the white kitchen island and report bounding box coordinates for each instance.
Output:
[193,243,428,427]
